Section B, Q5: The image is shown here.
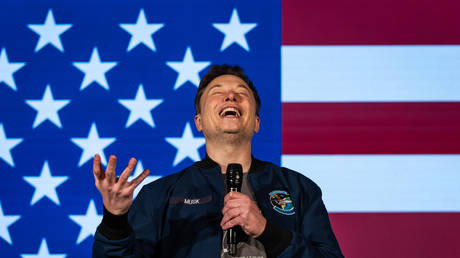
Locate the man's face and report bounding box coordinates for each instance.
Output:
[195,74,260,141]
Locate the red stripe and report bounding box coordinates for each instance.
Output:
[282,0,460,45]
[282,102,460,154]
[329,212,460,258]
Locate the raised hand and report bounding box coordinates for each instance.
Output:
[220,191,267,238]
[93,154,150,215]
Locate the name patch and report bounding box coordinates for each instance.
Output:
[169,195,212,205]
[184,198,200,205]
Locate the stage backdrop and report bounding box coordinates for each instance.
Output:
[0,0,459,257]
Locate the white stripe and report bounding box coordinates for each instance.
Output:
[281,154,460,212]
[282,46,460,102]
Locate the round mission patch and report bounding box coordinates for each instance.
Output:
[269,190,295,215]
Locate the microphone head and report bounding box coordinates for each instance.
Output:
[226,163,243,190]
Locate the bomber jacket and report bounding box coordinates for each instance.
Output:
[92,156,343,257]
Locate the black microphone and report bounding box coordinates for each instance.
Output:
[226,163,243,256]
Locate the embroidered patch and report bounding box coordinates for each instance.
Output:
[269,190,295,215]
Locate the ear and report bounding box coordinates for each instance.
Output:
[194,114,202,132]
[254,116,260,133]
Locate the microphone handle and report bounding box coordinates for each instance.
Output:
[227,187,240,255]
[228,228,237,255]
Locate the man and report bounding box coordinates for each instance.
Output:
[92,65,343,257]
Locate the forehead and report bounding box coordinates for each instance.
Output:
[206,74,249,90]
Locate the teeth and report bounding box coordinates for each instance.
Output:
[220,107,240,117]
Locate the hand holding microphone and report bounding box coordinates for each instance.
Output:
[221,164,267,255]
[224,164,243,255]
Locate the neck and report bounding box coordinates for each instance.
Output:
[205,139,252,173]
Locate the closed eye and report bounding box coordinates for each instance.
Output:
[236,85,251,97]
[237,92,249,97]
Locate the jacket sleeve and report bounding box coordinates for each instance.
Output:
[257,178,343,258]
[93,230,136,258]
[92,186,159,257]
[282,182,343,257]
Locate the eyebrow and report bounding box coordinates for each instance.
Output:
[208,84,250,91]
[236,84,250,92]
[208,84,223,91]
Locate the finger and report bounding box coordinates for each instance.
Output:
[106,155,117,184]
[118,157,137,185]
[224,194,251,208]
[220,214,233,228]
[221,207,241,226]
[98,157,105,180]
[221,216,243,230]
[224,191,247,203]
[130,169,150,189]
[222,200,242,214]
[93,154,104,181]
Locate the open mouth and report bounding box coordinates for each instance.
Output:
[219,107,241,118]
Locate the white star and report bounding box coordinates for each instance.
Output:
[166,47,211,90]
[128,161,161,199]
[118,84,163,128]
[120,9,164,52]
[23,161,68,206]
[165,122,205,166]
[69,199,102,244]
[27,9,72,52]
[0,123,23,167]
[25,85,70,129]
[71,123,116,167]
[73,47,117,91]
[0,48,25,91]
[0,202,20,245]
[21,238,66,258]
[212,9,257,51]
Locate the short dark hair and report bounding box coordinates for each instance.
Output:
[194,64,261,116]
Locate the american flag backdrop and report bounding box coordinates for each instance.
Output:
[282,0,460,257]
[0,0,280,257]
[0,0,459,257]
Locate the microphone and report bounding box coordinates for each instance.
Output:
[226,163,243,256]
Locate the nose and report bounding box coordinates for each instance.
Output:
[225,90,237,102]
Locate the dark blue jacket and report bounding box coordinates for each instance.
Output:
[93,156,343,257]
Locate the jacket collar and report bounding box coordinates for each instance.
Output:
[198,153,265,173]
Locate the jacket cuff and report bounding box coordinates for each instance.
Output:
[256,220,293,258]
[97,206,132,240]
